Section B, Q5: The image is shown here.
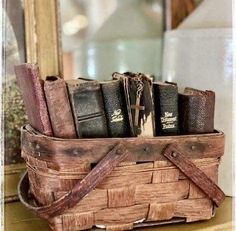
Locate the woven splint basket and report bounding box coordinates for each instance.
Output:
[18,125,225,231]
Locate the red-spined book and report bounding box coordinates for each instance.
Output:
[44,76,77,138]
[14,63,53,136]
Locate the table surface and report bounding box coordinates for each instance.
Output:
[5,197,233,231]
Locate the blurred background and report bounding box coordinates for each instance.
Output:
[60,0,164,80]
[59,0,202,80]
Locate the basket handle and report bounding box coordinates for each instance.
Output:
[18,142,129,219]
[163,144,225,207]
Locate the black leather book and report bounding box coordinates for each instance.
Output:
[113,72,155,137]
[179,87,215,134]
[101,80,131,137]
[153,82,179,136]
[67,79,108,138]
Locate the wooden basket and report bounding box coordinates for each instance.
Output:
[18,125,225,231]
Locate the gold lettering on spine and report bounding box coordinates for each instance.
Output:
[111,109,123,123]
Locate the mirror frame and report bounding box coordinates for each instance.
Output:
[24,0,63,79]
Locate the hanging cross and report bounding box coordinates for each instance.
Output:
[131,95,145,126]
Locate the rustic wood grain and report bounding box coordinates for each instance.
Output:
[108,186,136,208]
[19,142,129,219]
[189,164,218,199]
[147,202,175,221]
[95,204,149,225]
[163,144,225,207]
[175,198,213,222]
[106,223,133,231]
[135,180,189,204]
[152,168,179,183]
[62,212,94,231]
[18,125,225,230]
[21,126,225,166]
[97,172,152,189]
[54,189,107,213]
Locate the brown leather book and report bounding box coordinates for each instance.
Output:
[44,76,77,138]
[113,72,155,137]
[179,87,215,134]
[67,79,108,138]
[14,63,53,136]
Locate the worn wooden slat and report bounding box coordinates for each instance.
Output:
[152,168,179,183]
[163,144,225,207]
[175,198,213,222]
[106,223,133,231]
[54,189,107,213]
[147,202,175,221]
[108,186,135,208]
[98,172,152,189]
[62,212,94,231]
[21,126,225,165]
[135,180,189,204]
[95,204,149,225]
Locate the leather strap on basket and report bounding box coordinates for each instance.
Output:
[18,142,129,219]
[163,144,225,207]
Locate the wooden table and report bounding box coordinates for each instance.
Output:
[5,197,233,231]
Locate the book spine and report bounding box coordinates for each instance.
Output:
[179,91,215,134]
[14,63,53,136]
[101,80,131,137]
[154,84,179,135]
[67,81,108,138]
[44,76,77,138]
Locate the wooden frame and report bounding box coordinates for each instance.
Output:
[24,0,63,79]
[5,0,63,202]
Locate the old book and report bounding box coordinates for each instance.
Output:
[44,76,77,138]
[113,72,155,137]
[153,82,179,135]
[14,63,53,136]
[179,87,215,134]
[100,80,131,137]
[67,79,108,138]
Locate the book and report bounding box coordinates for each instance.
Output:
[100,80,131,137]
[179,87,215,134]
[44,76,77,138]
[67,79,108,138]
[153,81,179,135]
[14,63,53,136]
[113,72,155,137]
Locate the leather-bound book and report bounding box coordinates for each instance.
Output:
[113,72,155,137]
[153,82,179,136]
[14,63,53,136]
[101,80,131,137]
[44,76,77,138]
[67,79,108,138]
[179,87,215,134]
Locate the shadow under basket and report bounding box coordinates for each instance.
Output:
[18,125,226,231]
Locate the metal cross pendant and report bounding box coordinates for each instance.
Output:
[131,95,145,126]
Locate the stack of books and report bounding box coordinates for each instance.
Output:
[14,63,215,139]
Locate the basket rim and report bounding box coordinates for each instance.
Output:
[22,124,224,142]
